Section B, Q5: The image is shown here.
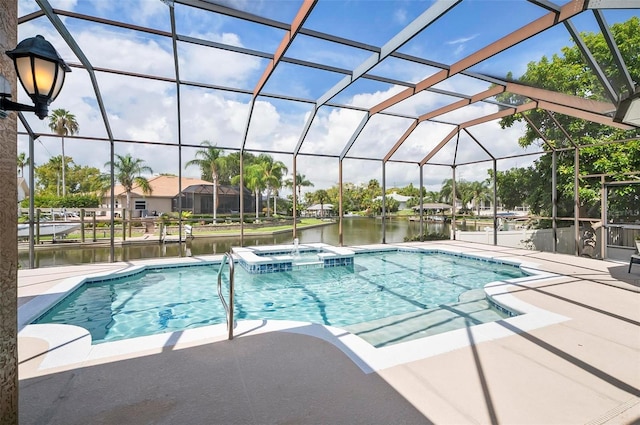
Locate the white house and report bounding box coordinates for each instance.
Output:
[374,192,412,210]
[305,203,333,217]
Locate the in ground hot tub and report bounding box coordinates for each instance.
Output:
[233,242,354,273]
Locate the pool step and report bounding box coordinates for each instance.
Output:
[343,290,510,348]
[292,261,323,270]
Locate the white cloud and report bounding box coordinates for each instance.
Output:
[18,0,42,15]
[133,0,167,26]
[349,85,407,109]
[178,35,263,88]
[393,8,408,25]
[446,34,479,45]
[80,30,175,77]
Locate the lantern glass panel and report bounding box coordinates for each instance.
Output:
[31,57,56,97]
[15,56,35,94]
[50,63,65,101]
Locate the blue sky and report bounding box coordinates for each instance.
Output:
[15,0,639,192]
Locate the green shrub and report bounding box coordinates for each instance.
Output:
[404,232,449,242]
[21,194,101,208]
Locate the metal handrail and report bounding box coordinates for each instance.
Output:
[216,252,235,340]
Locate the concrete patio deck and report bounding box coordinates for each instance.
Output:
[17,241,640,424]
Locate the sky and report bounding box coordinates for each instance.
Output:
[14,0,638,196]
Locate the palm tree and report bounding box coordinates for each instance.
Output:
[256,154,288,216]
[439,178,454,204]
[48,109,79,197]
[186,141,226,220]
[285,173,314,203]
[313,189,330,217]
[48,156,63,196]
[105,154,153,218]
[232,163,266,219]
[469,180,492,216]
[17,152,28,177]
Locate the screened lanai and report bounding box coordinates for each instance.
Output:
[13,0,640,267]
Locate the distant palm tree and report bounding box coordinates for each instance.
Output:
[105,154,153,218]
[232,163,266,219]
[48,109,78,197]
[17,152,29,177]
[424,191,440,203]
[285,173,314,203]
[313,189,330,217]
[469,180,492,216]
[256,154,288,216]
[186,141,226,220]
[439,178,454,204]
[45,156,64,196]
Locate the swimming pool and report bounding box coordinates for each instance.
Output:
[33,248,529,346]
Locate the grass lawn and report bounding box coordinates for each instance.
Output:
[23,218,331,242]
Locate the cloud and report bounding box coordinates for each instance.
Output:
[443,34,480,59]
[18,0,45,15]
[446,34,479,45]
[393,8,408,25]
[348,85,407,109]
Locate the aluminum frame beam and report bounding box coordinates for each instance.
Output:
[369,0,588,115]
[295,0,461,156]
[564,20,618,103]
[383,85,505,162]
[419,102,538,166]
[593,10,636,95]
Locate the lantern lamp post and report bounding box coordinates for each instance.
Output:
[1,34,70,120]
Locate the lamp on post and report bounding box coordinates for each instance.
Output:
[1,34,70,120]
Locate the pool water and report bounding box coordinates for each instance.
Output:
[35,250,528,345]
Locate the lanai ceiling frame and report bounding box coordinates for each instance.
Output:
[383,80,632,169]
[375,0,633,167]
[20,3,477,149]
[18,0,639,155]
[14,0,640,255]
[25,1,615,157]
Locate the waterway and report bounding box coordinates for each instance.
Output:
[19,217,485,268]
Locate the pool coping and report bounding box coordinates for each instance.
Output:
[18,243,568,376]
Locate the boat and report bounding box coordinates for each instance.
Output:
[18,223,81,238]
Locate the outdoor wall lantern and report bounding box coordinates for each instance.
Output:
[613,87,640,128]
[0,35,70,120]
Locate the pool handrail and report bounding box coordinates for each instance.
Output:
[217,252,235,340]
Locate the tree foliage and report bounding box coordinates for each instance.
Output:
[21,193,100,209]
[285,173,314,202]
[256,154,288,217]
[17,152,28,177]
[186,141,227,183]
[35,156,103,196]
[105,154,153,215]
[496,17,640,217]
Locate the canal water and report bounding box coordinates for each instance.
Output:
[19,217,478,268]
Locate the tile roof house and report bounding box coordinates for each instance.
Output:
[102,175,255,217]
